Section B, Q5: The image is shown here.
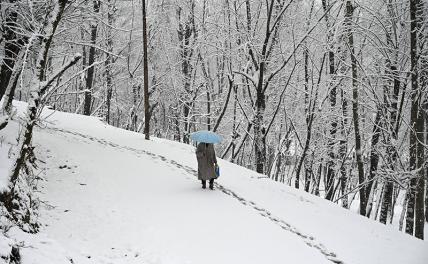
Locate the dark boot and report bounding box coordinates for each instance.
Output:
[209,179,214,190]
[201,180,206,189]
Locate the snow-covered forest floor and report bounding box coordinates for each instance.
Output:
[1,101,427,264]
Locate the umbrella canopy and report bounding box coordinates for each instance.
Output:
[190,130,222,143]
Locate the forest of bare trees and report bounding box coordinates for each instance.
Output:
[0,0,427,240]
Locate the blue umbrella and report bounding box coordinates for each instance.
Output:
[190,130,222,143]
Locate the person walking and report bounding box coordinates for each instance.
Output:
[196,142,218,190]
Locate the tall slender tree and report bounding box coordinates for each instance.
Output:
[406,0,425,240]
[105,0,115,124]
[84,0,101,116]
[344,0,367,216]
[0,0,22,101]
[0,0,80,215]
[321,0,338,201]
[142,0,150,139]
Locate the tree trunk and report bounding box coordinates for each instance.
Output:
[183,102,190,144]
[338,87,349,208]
[0,49,24,130]
[413,77,425,240]
[345,0,367,216]
[213,77,233,133]
[0,0,21,101]
[0,0,73,212]
[105,0,114,124]
[254,69,266,174]
[378,0,402,223]
[414,0,426,239]
[84,0,100,116]
[296,44,323,190]
[295,118,313,189]
[367,108,382,218]
[379,180,394,224]
[337,22,350,208]
[177,3,196,144]
[313,162,323,196]
[379,65,401,224]
[322,0,337,201]
[254,0,277,174]
[406,0,425,239]
[425,99,428,223]
[142,0,150,140]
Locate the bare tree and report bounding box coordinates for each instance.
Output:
[142,0,150,139]
[0,0,22,101]
[405,0,425,240]
[83,0,101,116]
[0,0,80,218]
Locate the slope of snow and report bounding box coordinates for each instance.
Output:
[0,145,11,192]
[1,101,427,264]
[0,124,14,193]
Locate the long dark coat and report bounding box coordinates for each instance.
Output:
[196,143,218,180]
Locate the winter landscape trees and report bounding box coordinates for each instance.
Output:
[0,0,426,243]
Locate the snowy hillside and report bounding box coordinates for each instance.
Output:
[1,101,428,264]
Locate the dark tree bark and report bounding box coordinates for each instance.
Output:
[366,107,382,217]
[413,7,426,240]
[253,0,284,174]
[380,181,395,224]
[421,4,428,223]
[322,0,337,201]
[379,64,401,223]
[313,162,323,196]
[406,0,425,240]
[295,52,325,190]
[425,98,428,223]
[339,88,349,208]
[337,20,350,208]
[0,0,20,101]
[406,178,417,236]
[200,0,211,131]
[0,0,75,214]
[142,0,150,140]
[377,0,402,223]
[254,73,267,174]
[177,2,196,144]
[303,44,310,191]
[105,0,115,124]
[213,77,233,133]
[253,0,271,173]
[0,59,22,131]
[84,0,100,116]
[345,0,367,216]
[297,3,315,191]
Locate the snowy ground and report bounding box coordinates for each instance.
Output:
[1,101,428,264]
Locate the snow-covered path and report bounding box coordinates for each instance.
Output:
[37,126,334,264]
[42,126,343,264]
[2,102,428,264]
